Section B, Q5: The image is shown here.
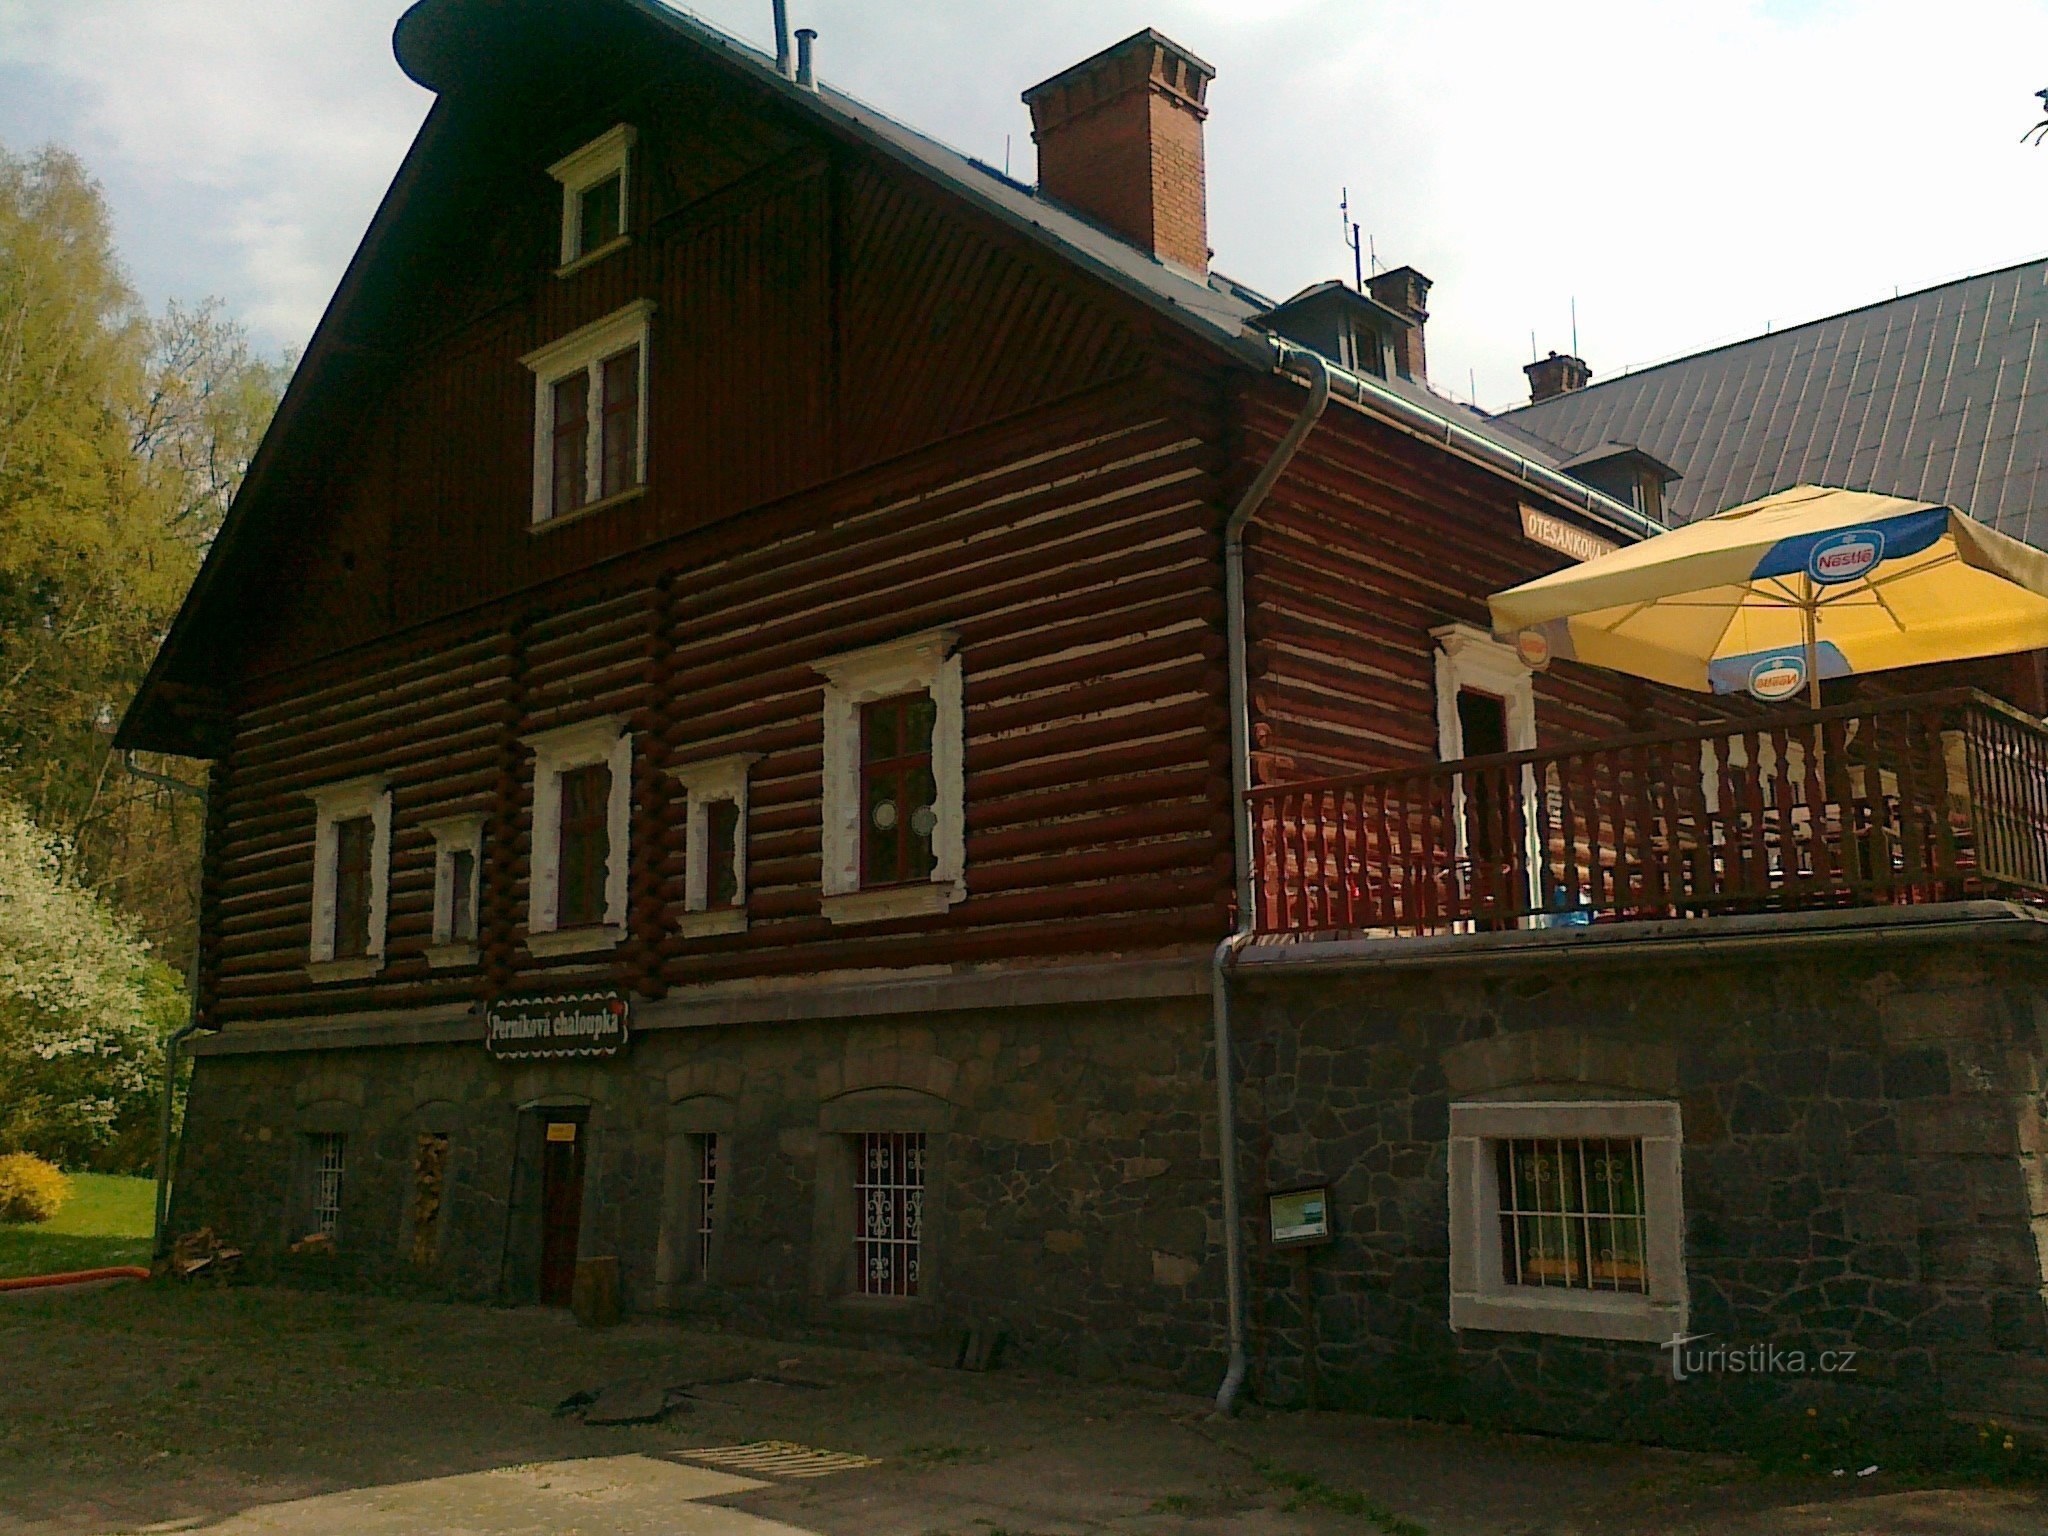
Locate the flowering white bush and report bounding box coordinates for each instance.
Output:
[0,798,182,1167]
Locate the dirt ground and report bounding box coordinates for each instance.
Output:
[0,1284,2043,1536]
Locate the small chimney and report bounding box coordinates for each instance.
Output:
[1366,265,1431,382]
[1525,350,1592,403]
[1022,29,1215,274]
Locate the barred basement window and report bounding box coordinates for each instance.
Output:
[1495,1137,1647,1293]
[411,1132,449,1267]
[697,1133,718,1277]
[854,1131,924,1298]
[310,1132,346,1239]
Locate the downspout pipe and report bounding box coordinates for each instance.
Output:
[124,751,212,1262]
[1212,352,1330,1415]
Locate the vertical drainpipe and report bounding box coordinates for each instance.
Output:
[1212,354,1330,1414]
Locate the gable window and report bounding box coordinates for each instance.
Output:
[523,717,632,956]
[548,123,635,271]
[522,301,653,527]
[668,753,757,938]
[1449,1099,1685,1342]
[424,814,484,968]
[306,776,391,981]
[815,630,965,925]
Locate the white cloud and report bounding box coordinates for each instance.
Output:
[4,0,2044,404]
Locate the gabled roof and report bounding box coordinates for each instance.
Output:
[120,0,1651,754]
[1498,256,2048,548]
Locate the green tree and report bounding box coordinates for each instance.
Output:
[0,143,284,965]
[0,795,183,1171]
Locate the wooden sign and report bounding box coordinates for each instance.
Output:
[1520,504,1618,564]
[486,989,630,1061]
[1268,1185,1332,1248]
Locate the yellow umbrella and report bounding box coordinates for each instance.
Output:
[1489,485,2048,707]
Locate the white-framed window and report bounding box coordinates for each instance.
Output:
[1432,622,1536,762]
[423,814,484,968]
[548,123,635,271]
[1448,1099,1686,1343]
[306,775,392,981]
[522,717,632,956]
[814,629,965,925]
[521,300,653,527]
[667,752,757,937]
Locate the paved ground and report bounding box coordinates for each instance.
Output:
[0,1284,2042,1536]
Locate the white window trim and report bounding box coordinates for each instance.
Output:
[814,629,965,926]
[305,775,392,982]
[423,813,485,969]
[1432,622,1537,760]
[667,752,759,938]
[521,300,654,528]
[548,123,635,269]
[523,717,632,956]
[1448,1098,1687,1344]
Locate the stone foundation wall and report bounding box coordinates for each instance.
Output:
[171,995,1228,1389]
[1237,939,2048,1439]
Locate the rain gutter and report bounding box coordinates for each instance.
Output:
[1262,337,1665,546]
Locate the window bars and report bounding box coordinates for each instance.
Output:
[854,1131,924,1297]
[1495,1136,1647,1293]
[312,1131,346,1238]
[697,1132,718,1277]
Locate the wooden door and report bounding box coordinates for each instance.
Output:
[538,1117,585,1306]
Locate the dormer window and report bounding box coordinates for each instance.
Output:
[521,301,653,526]
[549,124,635,272]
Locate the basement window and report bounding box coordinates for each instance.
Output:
[668,753,757,938]
[549,123,635,270]
[306,776,391,982]
[410,1131,449,1268]
[854,1131,924,1298]
[696,1132,719,1278]
[522,717,632,956]
[1448,1099,1686,1342]
[522,301,652,526]
[308,1131,346,1240]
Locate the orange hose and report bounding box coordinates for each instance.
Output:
[0,1266,150,1293]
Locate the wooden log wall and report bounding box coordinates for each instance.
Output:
[205,376,1234,1026]
[1239,381,1756,785]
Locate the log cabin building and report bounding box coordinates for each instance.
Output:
[121,0,2048,1437]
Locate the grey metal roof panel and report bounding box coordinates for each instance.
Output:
[1497,255,2048,548]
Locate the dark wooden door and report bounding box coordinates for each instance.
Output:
[538,1117,585,1306]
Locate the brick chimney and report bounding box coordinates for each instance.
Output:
[1022,29,1215,274]
[1366,266,1431,382]
[1525,351,1592,403]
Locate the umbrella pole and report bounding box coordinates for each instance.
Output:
[1803,591,1821,710]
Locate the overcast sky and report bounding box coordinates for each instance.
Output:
[3,0,2046,410]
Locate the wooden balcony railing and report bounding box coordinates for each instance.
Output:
[1249,688,2048,938]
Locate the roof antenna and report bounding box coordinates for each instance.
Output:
[1368,233,1378,276]
[1341,188,1363,292]
[1531,330,1538,363]
[772,0,792,79]
[1570,296,1579,359]
[795,27,817,89]
[1004,134,1012,179]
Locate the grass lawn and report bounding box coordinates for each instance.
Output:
[0,1171,153,1279]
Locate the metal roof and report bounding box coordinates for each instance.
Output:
[1497,257,2048,549]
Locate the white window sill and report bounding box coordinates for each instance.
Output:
[527,924,624,957]
[554,233,630,278]
[425,942,481,970]
[530,484,645,534]
[305,957,383,984]
[1451,1289,1683,1343]
[821,883,960,926]
[676,907,747,938]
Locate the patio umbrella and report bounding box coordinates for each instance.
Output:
[1488,485,2048,707]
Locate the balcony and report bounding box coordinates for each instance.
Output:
[1248,688,2048,939]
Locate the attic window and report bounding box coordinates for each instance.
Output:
[549,125,635,270]
[1339,316,1387,378]
[521,301,653,526]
